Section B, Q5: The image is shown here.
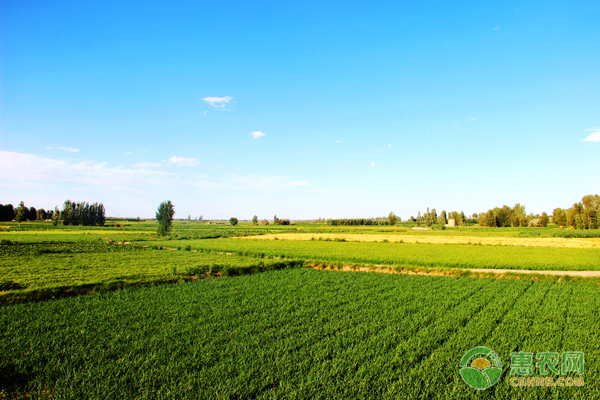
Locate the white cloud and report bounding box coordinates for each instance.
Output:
[46,146,79,152]
[467,117,476,121]
[201,96,232,108]
[0,151,171,191]
[371,162,376,167]
[228,175,309,190]
[134,161,163,168]
[250,131,266,139]
[335,140,341,143]
[387,144,393,149]
[583,128,600,142]
[168,156,200,167]
[59,147,79,152]
[494,26,501,30]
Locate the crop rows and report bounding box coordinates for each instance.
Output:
[1,269,598,399]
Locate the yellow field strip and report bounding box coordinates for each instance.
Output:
[238,233,600,248]
[310,264,600,278]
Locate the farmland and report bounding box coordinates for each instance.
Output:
[1,221,599,399]
[1,269,598,399]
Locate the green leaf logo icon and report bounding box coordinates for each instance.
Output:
[459,346,503,390]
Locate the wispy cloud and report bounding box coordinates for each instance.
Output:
[467,117,476,121]
[201,96,232,108]
[0,151,171,191]
[387,144,393,149]
[371,162,376,167]
[583,128,600,142]
[250,131,266,139]
[335,140,341,143]
[228,175,309,190]
[168,156,200,167]
[46,146,80,152]
[494,26,501,30]
[134,161,163,168]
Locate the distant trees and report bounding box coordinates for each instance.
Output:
[156,200,175,236]
[58,200,106,226]
[327,217,390,226]
[229,217,238,226]
[560,194,599,230]
[252,215,258,225]
[0,204,16,222]
[422,208,437,227]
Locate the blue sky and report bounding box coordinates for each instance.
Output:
[1,1,599,219]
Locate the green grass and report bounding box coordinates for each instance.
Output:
[1,269,597,399]
[153,238,600,271]
[0,241,302,304]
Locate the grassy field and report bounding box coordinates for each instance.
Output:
[1,221,599,398]
[146,237,600,272]
[1,269,597,399]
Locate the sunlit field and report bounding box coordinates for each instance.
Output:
[1,220,599,399]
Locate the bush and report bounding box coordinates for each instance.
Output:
[184,245,192,251]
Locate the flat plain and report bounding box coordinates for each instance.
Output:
[1,220,598,399]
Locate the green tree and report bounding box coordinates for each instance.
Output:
[36,208,47,221]
[553,208,566,227]
[229,217,238,226]
[388,212,398,226]
[51,207,61,226]
[252,215,258,225]
[540,212,549,227]
[438,210,447,225]
[156,200,175,236]
[15,201,27,226]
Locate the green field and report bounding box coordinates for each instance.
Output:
[1,269,597,399]
[151,237,600,272]
[1,221,599,399]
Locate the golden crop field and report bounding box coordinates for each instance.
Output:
[239,233,600,248]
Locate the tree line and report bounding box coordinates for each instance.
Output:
[57,200,106,226]
[0,200,105,226]
[552,194,599,230]
[0,202,57,223]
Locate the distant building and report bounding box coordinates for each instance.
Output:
[447,219,456,227]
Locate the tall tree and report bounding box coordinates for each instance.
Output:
[156,200,175,236]
[388,212,398,226]
[15,202,27,226]
[252,215,258,225]
[438,210,447,225]
[553,208,567,227]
